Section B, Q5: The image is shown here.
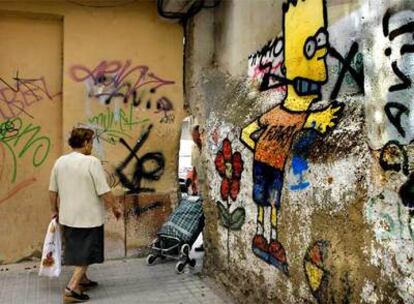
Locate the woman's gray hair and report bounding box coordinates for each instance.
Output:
[68,128,94,148]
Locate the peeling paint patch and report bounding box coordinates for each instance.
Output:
[361,281,379,304]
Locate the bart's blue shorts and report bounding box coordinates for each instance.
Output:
[253,160,283,209]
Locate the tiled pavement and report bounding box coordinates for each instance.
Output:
[0,237,234,304]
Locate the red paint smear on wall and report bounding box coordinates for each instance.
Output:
[0,177,37,205]
[0,143,5,180]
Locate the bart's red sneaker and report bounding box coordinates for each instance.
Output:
[268,239,289,275]
[252,234,269,262]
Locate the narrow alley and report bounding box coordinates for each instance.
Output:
[1,0,414,303]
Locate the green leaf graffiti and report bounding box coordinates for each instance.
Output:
[230,207,246,230]
[217,201,230,228]
[216,201,246,230]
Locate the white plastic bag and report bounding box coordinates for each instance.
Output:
[38,218,61,277]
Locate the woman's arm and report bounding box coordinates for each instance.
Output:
[49,191,59,219]
[101,192,122,220]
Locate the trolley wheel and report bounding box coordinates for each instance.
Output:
[181,244,190,256]
[189,259,196,267]
[175,261,186,274]
[146,254,157,265]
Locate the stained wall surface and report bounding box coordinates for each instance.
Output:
[186,0,414,302]
[0,1,183,264]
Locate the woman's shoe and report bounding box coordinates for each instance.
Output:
[63,287,90,303]
[79,280,98,289]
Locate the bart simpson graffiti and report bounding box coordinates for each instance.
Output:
[241,0,344,275]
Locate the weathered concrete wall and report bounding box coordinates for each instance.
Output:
[0,1,183,263]
[186,0,414,302]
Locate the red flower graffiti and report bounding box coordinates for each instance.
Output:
[214,138,244,201]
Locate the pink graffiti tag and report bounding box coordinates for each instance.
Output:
[250,61,287,93]
[70,60,175,103]
[0,177,37,205]
[0,73,62,120]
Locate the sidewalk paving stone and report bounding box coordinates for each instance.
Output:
[0,246,234,304]
[0,259,234,304]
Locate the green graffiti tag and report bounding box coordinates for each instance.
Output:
[366,193,414,242]
[87,103,149,144]
[0,117,50,183]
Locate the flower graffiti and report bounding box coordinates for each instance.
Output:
[215,138,243,201]
[214,138,245,230]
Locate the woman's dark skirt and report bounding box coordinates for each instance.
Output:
[62,225,104,266]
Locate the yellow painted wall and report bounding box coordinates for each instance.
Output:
[0,1,183,264]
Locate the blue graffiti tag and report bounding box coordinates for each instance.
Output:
[290,155,310,191]
[289,130,318,191]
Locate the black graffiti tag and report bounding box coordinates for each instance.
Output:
[379,140,409,175]
[388,61,412,92]
[383,9,414,91]
[131,197,162,216]
[155,96,175,123]
[116,124,165,194]
[328,43,364,99]
[384,102,409,137]
[382,9,414,138]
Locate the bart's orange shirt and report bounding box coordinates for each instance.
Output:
[255,105,307,169]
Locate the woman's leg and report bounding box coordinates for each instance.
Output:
[67,266,88,292]
[80,272,89,283]
[80,270,95,284]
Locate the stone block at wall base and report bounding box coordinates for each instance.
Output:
[125,192,172,257]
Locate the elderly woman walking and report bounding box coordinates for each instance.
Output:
[48,127,121,303]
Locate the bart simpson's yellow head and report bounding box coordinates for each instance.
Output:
[283,0,328,83]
